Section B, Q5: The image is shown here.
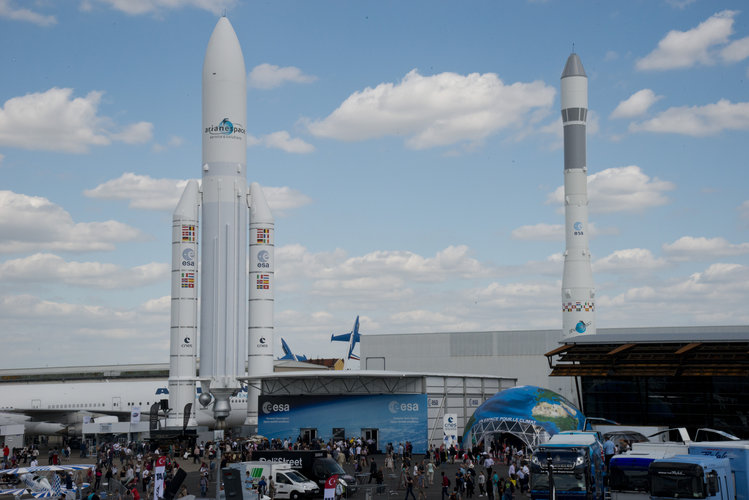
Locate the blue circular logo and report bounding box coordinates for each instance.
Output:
[574,222,583,231]
[258,250,269,263]
[575,321,587,333]
[219,118,234,135]
[182,248,194,261]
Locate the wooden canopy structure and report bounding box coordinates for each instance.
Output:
[545,336,749,377]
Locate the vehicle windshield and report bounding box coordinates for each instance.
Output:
[609,466,649,492]
[321,459,346,475]
[650,473,704,498]
[537,450,585,469]
[286,471,310,483]
[531,473,586,492]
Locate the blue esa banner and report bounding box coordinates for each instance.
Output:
[259,394,427,453]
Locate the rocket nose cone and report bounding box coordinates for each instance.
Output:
[561,53,586,79]
[250,182,274,223]
[174,179,199,219]
[203,17,246,80]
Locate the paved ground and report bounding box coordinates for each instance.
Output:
[24,448,515,500]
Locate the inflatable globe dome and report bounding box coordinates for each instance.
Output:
[462,385,585,448]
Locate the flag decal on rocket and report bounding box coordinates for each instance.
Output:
[256,274,270,290]
[181,272,195,288]
[256,228,270,244]
[181,224,196,242]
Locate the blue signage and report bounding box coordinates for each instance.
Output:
[259,394,428,453]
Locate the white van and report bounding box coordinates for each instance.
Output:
[227,461,320,499]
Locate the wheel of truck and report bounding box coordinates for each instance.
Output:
[290,491,300,500]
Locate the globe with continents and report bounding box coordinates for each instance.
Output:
[464,385,585,439]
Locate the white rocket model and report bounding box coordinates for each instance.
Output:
[166,17,275,429]
[560,53,596,337]
[247,182,274,427]
[199,16,248,425]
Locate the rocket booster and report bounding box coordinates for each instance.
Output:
[199,17,248,421]
[561,53,596,336]
[167,180,199,428]
[247,182,275,426]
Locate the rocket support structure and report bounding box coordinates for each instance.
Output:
[561,53,596,337]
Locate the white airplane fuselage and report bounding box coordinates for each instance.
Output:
[0,379,249,432]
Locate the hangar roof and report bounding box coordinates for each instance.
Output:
[546,326,749,377]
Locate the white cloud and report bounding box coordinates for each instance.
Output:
[260,131,315,154]
[610,89,663,118]
[0,88,153,153]
[260,186,313,214]
[0,293,171,366]
[152,135,184,153]
[110,122,153,144]
[604,51,619,62]
[665,0,696,8]
[663,236,749,260]
[636,10,737,70]
[511,223,563,241]
[84,173,189,210]
[306,69,555,149]
[630,99,749,136]
[275,244,491,308]
[84,173,313,214]
[0,253,168,288]
[511,222,618,241]
[721,36,749,62]
[80,0,236,15]
[740,200,749,221]
[593,248,667,273]
[0,190,143,253]
[248,63,317,89]
[0,0,56,26]
[547,165,675,214]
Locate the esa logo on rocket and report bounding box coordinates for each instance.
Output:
[182,248,195,266]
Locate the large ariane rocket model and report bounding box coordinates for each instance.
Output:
[561,53,596,337]
[167,17,274,429]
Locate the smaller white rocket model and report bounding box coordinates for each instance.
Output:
[167,17,275,429]
[561,53,596,337]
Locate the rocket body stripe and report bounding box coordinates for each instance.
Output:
[561,54,596,337]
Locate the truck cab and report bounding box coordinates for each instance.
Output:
[609,442,689,500]
[530,433,605,500]
[649,455,733,500]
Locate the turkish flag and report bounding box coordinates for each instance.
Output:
[324,474,339,500]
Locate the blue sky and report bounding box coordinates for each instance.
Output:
[1,0,748,369]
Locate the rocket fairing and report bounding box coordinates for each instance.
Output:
[246,182,275,426]
[167,180,199,428]
[560,53,596,337]
[199,17,248,422]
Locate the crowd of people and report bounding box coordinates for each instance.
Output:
[1,434,536,500]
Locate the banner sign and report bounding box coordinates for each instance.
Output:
[259,394,428,453]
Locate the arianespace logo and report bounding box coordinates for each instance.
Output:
[262,401,290,414]
[388,400,420,414]
[205,118,246,138]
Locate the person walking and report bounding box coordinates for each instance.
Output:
[404,473,416,500]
